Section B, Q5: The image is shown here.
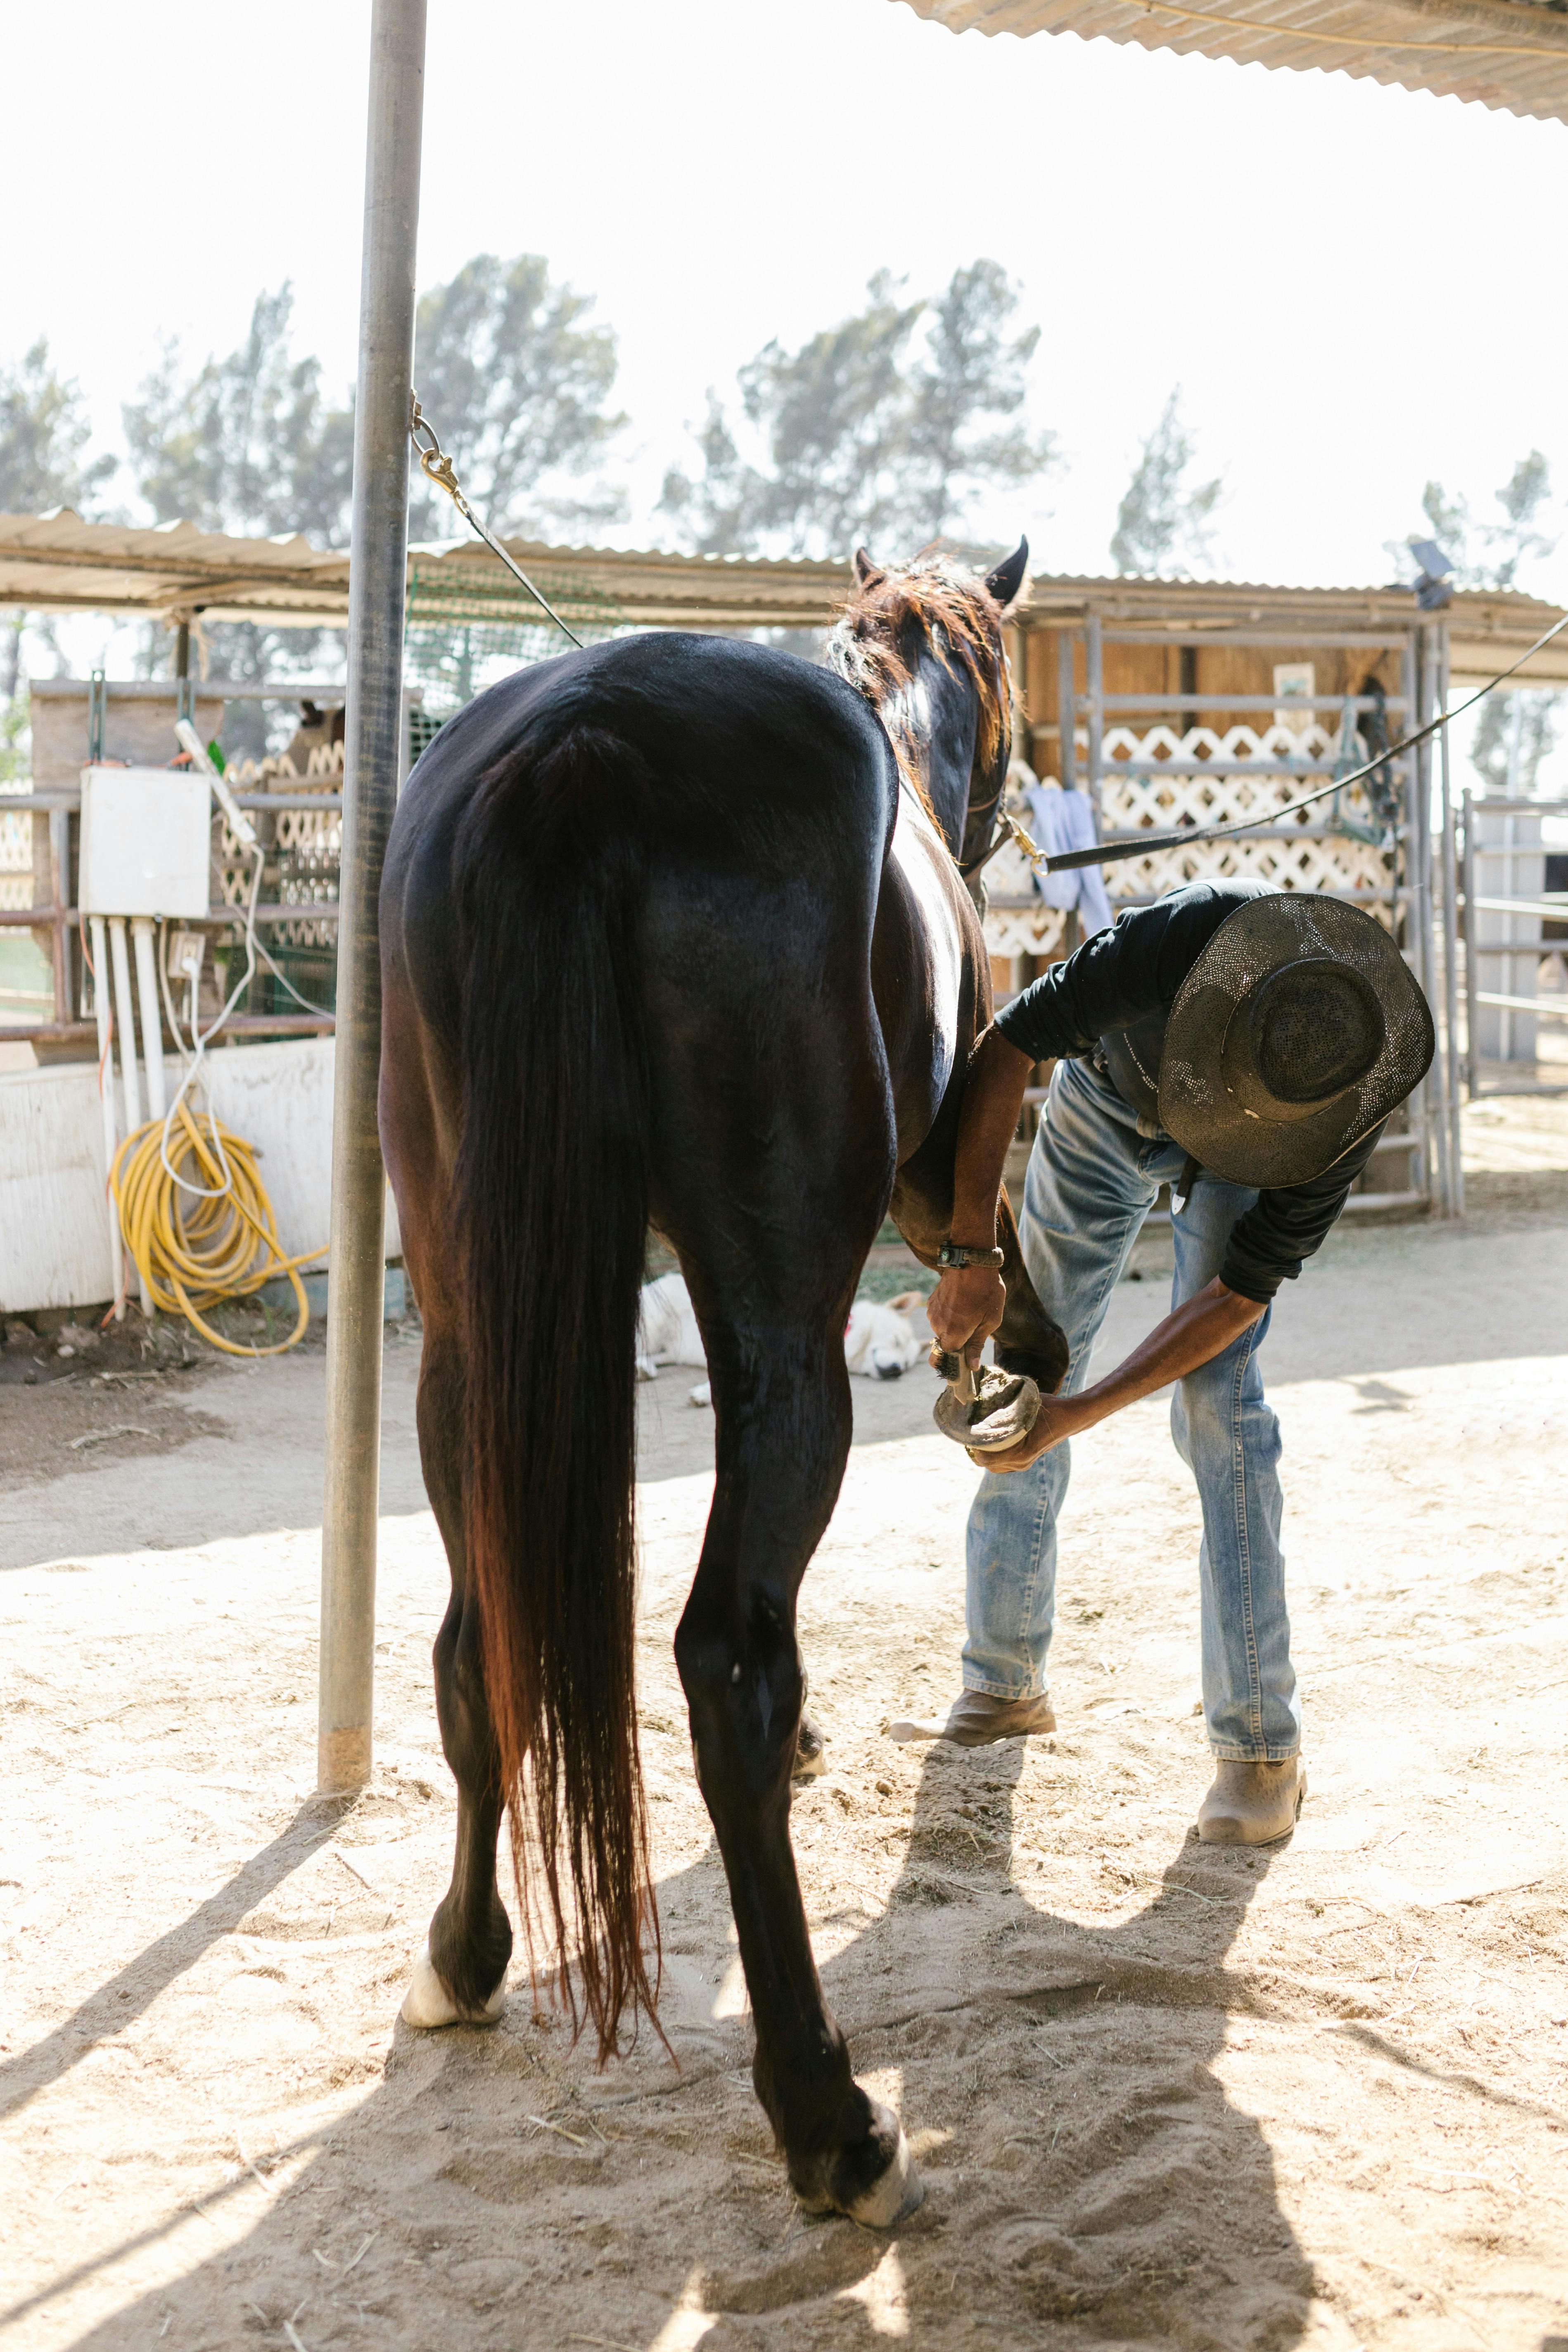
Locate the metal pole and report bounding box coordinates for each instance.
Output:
[318,0,427,1798]
[1416,627,1447,1214]
[1397,631,1428,1203]
[131,917,167,1122]
[1435,626,1464,1214]
[89,914,122,1305]
[1462,789,1479,1100]
[107,915,152,1317]
[48,806,71,1027]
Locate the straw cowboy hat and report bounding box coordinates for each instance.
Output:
[1157,892,1435,1190]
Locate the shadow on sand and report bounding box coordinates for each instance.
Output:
[17,1739,1314,2350]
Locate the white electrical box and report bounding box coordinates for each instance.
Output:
[79,765,213,919]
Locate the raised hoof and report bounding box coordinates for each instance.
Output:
[399,1939,507,2029]
[795,2100,925,2230]
[792,1711,827,1780]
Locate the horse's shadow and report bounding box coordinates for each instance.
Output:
[32,1737,1313,2350]
[807,1734,1314,2341]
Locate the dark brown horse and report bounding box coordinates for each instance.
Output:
[378,540,1067,2226]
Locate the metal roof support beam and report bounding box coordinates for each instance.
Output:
[318,0,427,1800]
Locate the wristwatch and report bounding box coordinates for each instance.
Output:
[937,1241,1006,1270]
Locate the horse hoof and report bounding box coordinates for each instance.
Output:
[792,1711,827,1780]
[399,1940,506,2029]
[845,2108,924,2229]
[794,2100,924,2229]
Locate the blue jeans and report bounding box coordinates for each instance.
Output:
[964,1054,1300,1760]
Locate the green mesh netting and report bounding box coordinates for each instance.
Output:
[402,555,626,727]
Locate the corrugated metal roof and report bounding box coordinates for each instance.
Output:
[0,510,850,633]
[0,510,350,629]
[892,0,1568,126]
[1,510,1561,688]
[403,534,850,632]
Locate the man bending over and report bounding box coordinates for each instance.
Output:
[900,879,1432,1846]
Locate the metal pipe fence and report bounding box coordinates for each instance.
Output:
[0,787,350,1043]
[1460,789,1568,1099]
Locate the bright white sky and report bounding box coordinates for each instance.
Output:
[7,0,1567,598]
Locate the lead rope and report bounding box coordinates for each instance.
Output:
[963,602,1568,885]
[408,393,586,650]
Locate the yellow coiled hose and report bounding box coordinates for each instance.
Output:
[110,1099,327,1357]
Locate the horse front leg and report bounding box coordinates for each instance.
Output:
[994,1183,1070,1393]
[891,1143,1069,1395]
[673,1326,923,2227]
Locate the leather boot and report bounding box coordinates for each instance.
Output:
[1198,1756,1306,1845]
[887,1689,1056,1747]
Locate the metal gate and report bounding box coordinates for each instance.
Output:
[984,608,1463,1218]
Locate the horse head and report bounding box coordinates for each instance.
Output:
[827,538,1028,876]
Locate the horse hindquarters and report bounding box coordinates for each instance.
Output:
[389,723,661,2055]
[649,883,921,2224]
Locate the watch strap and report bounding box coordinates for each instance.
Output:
[937,1241,1006,1270]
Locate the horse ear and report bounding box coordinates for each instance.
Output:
[852,546,885,590]
[985,538,1029,611]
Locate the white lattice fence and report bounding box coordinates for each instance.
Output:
[216,745,342,949]
[1099,722,1395,910]
[984,719,1397,963]
[982,821,1072,960]
[0,806,33,913]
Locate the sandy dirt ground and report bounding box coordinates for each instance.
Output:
[3,1105,1568,2352]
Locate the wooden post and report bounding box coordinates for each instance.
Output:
[1084,613,1103,834]
[1057,629,1076,792]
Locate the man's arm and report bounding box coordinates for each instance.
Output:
[983,1275,1264,1473]
[927,888,1249,1367]
[925,1025,1034,1366]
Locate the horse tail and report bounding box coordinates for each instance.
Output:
[452,719,656,2059]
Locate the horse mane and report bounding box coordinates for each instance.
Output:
[824,553,1011,788]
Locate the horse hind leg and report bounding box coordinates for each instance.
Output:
[674,1309,923,2226]
[400,1320,513,2029]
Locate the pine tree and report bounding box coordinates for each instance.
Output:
[1109,389,1221,579]
[0,340,116,702]
[1389,456,1562,797]
[123,288,357,732]
[408,253,626,542]
[661,262,1052,561]
[1390,451,1556,593]
[123,286,353,547]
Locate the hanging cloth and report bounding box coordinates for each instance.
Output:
[1023,781,1115,936]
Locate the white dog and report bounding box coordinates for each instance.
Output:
[635,1272,707,1384]
[637,1273,925,1408]
[843,1293,926,1381]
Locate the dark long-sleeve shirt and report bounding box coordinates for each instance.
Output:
[994,880,1382,1302]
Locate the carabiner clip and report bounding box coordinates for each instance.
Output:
[408,392,461,503]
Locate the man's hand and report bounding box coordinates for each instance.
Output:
[926,1264,1006,1367]
[973,1275,1266,1474]
[977,1391,1081,1473]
